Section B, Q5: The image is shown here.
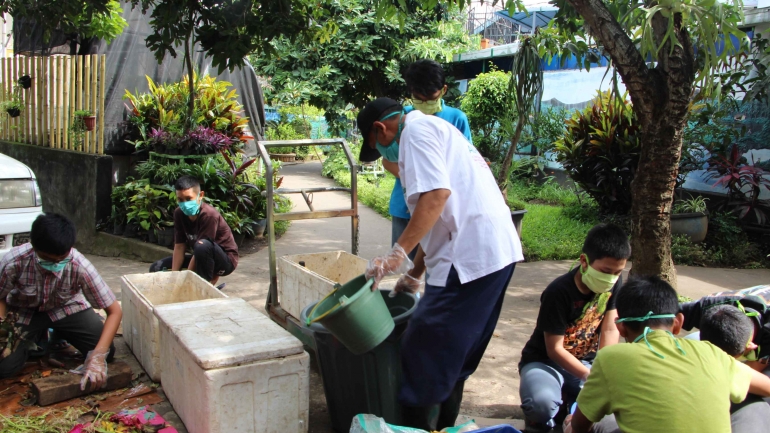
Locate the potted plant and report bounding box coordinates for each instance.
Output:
[1,99,24,118]
[269,146,297,162]
[509,199,528,238]
[671,196,709,243]
[74,109,96,131]
[223,211,255,246]
[18,75,32,89]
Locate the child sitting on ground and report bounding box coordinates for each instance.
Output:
[681,285,770,372]
[699,304,770,433]
[566,276,770,433]
[519,224,629,431]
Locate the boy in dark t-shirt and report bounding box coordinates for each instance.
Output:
[149,176,238,285]
[519,224,630,432]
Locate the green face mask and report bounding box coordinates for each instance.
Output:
[578,255,619,294]
[616,311,685,359]
[411,90,445,115]
[375,111,404,162]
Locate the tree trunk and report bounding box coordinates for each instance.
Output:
[184,31,195,132]
[496,116,526,194]
[629,118,683,284]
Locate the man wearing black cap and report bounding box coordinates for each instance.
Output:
[359,97,524,430]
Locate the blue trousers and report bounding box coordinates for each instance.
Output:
[398,263,516,407]
[519,359,592,428]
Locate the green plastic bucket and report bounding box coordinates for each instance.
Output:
[306,274,395,355]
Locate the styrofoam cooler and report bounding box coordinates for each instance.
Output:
[120,271,228,381]
[155,298,310,433]
[278,251,368,319]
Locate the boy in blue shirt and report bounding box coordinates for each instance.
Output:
[382,59,472,259]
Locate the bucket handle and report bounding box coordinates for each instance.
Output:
[306,283,343,326]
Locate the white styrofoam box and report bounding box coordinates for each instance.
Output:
[278,250,368,319]
[120,271,227,381]
[155,298,309,433]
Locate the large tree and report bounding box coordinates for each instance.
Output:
[251,0,477,130]
[130,0,312,130]
[436,0,743,284]
[1,0,127,52]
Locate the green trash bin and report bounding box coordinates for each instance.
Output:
[301,289,419,433]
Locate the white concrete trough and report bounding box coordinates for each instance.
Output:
[120,271,228,381]
[278,251,368,320]
[155,298,309,433]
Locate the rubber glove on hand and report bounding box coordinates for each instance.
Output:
[390,273,424,298]
[73,348,109,391]
[365,243,413,289]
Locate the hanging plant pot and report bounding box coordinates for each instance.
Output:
[6,108,21,118]
[18,75,32,89]
[83,115,96,131]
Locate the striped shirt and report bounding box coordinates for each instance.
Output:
[0,244,116,325]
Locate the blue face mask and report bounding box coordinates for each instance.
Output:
[375,111,404,162]
[37,255,72,273]
[179,195,202,216]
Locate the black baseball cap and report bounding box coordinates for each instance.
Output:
[357,97,403,162]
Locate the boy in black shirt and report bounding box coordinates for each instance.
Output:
[518,224,630,432]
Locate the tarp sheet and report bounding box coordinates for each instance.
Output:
[14,2,266,156]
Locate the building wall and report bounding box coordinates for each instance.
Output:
[0,142,112,248]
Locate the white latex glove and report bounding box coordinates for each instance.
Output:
[365,243,413,290]
[72,348,109,391]
[390,273,424,298]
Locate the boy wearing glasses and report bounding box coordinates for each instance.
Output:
[0,213,121,391]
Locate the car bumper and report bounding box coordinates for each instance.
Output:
[0,207,43,259]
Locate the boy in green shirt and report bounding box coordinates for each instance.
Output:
[567,276,770,433]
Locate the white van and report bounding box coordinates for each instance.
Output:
[0,153,43,258]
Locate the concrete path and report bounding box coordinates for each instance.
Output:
[85,161,770,432]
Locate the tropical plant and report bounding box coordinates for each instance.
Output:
[126,184,172,233]
[673,196,709,214]
[523,106,570,157]
[217,150,259,214]
[123,75,248,154]
[0,99,24,116]
[497,37,544,192]
[460,69,511,162]
[705,145,770,224]
[555,91,642,216]
[222,211,256,237]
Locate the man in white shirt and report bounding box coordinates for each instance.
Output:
[358,97,523,430]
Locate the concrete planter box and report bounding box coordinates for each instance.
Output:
[155,298,309,433]
[120,271,228,381]
[671,212,709,243]
[278,251,368,320]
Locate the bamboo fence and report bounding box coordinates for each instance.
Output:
[0,55,106,154]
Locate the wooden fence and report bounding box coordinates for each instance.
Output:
[0,55,106,154]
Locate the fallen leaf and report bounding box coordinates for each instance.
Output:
[41,370,52,377]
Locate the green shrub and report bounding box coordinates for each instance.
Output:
[333,171,394,219]
[460,69,511,162]
[555,91,641,215]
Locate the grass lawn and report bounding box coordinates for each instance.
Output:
[520,203,597,261]
[327,158,599,262]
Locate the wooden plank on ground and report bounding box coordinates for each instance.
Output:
[31,361,132,406]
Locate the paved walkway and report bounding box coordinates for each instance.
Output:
[86,161,770,432]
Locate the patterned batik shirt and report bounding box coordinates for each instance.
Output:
[0,244,116,325]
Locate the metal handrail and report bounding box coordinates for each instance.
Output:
[256,139,359,336]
